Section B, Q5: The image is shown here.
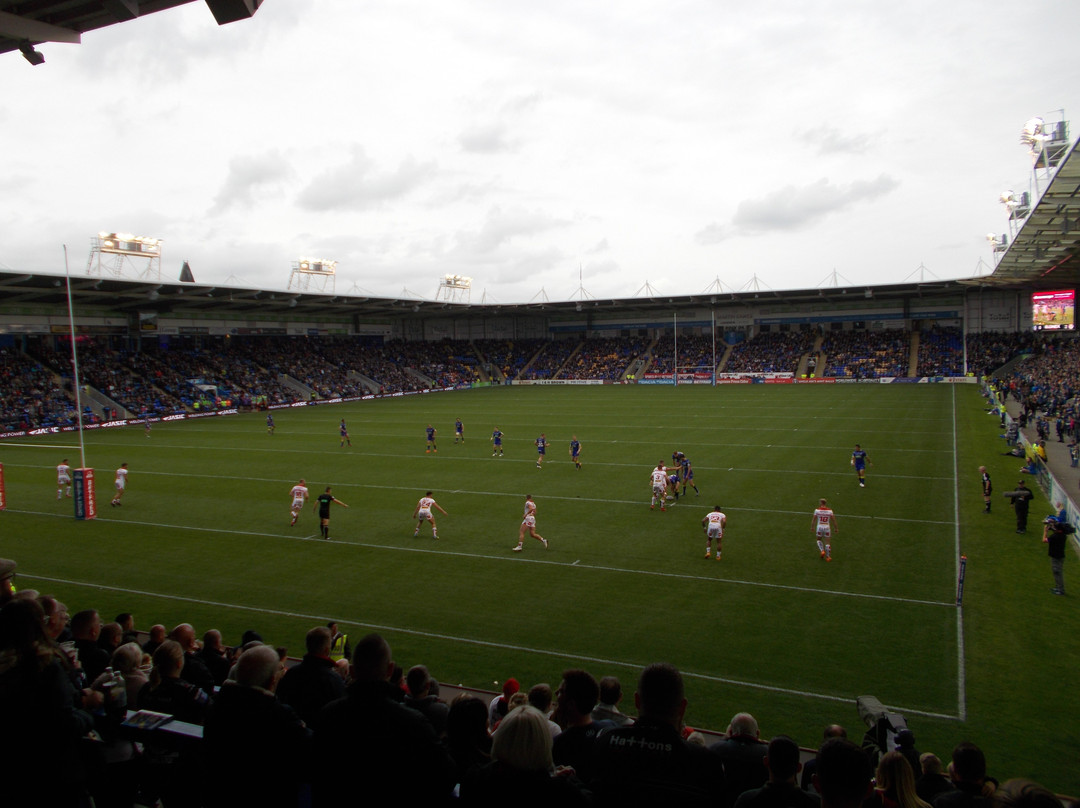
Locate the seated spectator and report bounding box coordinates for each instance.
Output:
[801,724,847,792]
[71,608,110,683]
[916,754,954,805]
[990,779,1061,808]
[710,712,769,806]
[527,683,562,739]
[169,623,215,695]
[734,734,820,808]
[459,705,590,806]
[142,623,166,656]
[813,738,873,808]
[895,729,922,781]
[489,677,520,730]
[138,640,211,723]
[97,621,123,656]
[276,626,346,728]
[447,694,493,779]
[933,742,998,808]
[592,661,726,805]
[405,663,449,739]
[312,633,455,805]
[866,750,931,808]
[197,629,232,687]
[203,644,312,808]
[0,598,97,807]
[115,612,139,646]
[592,674,634,727]
[551,668,606,782]
[110,641,149,706]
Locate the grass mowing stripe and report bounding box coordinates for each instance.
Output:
[22,571,959,721]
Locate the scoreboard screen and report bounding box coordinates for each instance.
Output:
[1031,290,1075,331]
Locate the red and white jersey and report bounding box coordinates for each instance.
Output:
[705,510,725,536]
[115,467,128,489]
[523,499,537,518]
[290,484,309,505]
[417,496,436,515]
[813,507,834,535]
[57,463,71,483]
[650,468,667,488]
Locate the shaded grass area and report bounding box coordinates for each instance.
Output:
[1,384,1077,794]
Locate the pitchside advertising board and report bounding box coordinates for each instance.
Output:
[72,468,97,520]
[0,463,5,510]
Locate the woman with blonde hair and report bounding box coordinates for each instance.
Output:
[867,750,932,808]
[459,705,589,806]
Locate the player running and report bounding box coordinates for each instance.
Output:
[314,486,348,539]
[413,491,448,539]
[267,413,275,435]
[851,444,870,487]
[454,418,464,444]
[56,459,72,499]
[812,498,837,561]
[491,427,504,457]
[569,436,581,469]
[702,505,726,560]
[426,424,438,454]
[111,463,128,507]
[513,494,547,551]
[535,433,546,469]
[339,419,351,448]
[289,479,309,526]
[650,463,668,511]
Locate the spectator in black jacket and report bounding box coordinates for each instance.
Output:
[276,626,346,727]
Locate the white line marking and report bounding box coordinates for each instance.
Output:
[951,384,967,721]
[6,508,953,607]
[21,571,960,721]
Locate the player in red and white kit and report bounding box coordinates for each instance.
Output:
[513,494,547,551]
[111,463,128,507]
[57,459,72,499]
[812,498,837,561]
[650,463,668,511]
[701,505,726,560]
[289,479,309,526]
[413,491,448,539]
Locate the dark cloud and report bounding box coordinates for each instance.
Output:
[732,174,900,232]
[210,151,293,213]
[296,147,435,212]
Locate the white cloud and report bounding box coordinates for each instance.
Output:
[732,175,901,233]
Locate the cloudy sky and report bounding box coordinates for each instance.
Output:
[2,0,1078,303]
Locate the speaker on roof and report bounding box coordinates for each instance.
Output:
[204,0,262,25]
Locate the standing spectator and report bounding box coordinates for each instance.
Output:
[1046,519,1075,595]
[734,734,819,808]
[1005,480,1034,534]
[277,626,347,728]
[488,677,520,730]
[979,467,992,514]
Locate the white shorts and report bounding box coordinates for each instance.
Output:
[816,526,831,538]
[58,475,71,485]
[115,480,125,491]
[652,484,666,497]
[292,498,306,510]
[418,509,432,521]
[707,526,723,539]
[522,515,536,528]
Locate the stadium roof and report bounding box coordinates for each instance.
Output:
[0,270,979,321]
[963,135,1080,292]
[0,0,260,58]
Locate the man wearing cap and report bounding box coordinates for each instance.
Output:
[0,558,16,605]
[1005,479,1034,534]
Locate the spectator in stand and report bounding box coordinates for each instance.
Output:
[734,734,820,808]
[489,676,520,730]
[895,729,922,781]
[203,644,312,808]
[459,705,591,806]
[916,754,955,805]
[70,608,110,682]
[198,629,232,687]
[405,663,449,739]
[276,626,347,728]
[813,738,873,808]
[97,621,123,656]
[169,623,215,695]
[312,633,455,805]
[528,682,563,738]
[115,612,138,646]
[591,674,634,727]
[0,598,100,807]
[551,668,607,783]
[447,694,493,779]
[142,623,166,656]
[110,641,149,706]
[591,661,726,805]
[933,742,998,808]
[801,724,847,792]
[990,779,1061,808]
[710,712,769,807]
[866,751,931,808]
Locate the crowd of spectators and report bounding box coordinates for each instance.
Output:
[521,339,581,379]
[724,332,815,374]
[0,571,1069,808]
[473,339,545,380]
[0,348,78,431]
[821,331,910,378]
[556,337,648,380]
[649,335,715,374]
[915,327,964,377]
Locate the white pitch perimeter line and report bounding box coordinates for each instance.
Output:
[21,572,960,721]
[6,508,953,608]
[951,385,967,721]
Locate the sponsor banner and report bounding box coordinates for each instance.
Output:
[514,379,607,385]
[795,378,837,384]
[716,372,794,379]
[73,467,96,521]
[889,377,921,384]
[637,378,674,385]
[715,378,751,385]
[0,430,28,439]
[0,463,5,510]
[642,373,674,381]
[764,377,794,384]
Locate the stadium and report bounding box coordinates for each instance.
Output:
[3,2,1080,807]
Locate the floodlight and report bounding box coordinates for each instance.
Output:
[19,41,44,66]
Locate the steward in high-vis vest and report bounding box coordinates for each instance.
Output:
[328,621,350,662]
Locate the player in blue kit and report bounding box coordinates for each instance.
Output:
[339,419,351,447]
[680,457,699,496]
[266,413,275,435]
[454,418,464,444]
[491,428,504,457]
[851,444,871,487]
[569,436,581,469]
[426,424,437,453]
[667,473,681,501]
[535,433,547,468]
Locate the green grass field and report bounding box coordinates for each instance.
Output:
[1,384,1078,794]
